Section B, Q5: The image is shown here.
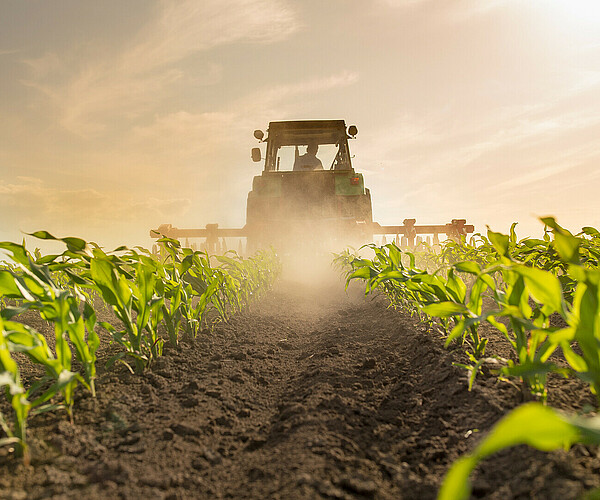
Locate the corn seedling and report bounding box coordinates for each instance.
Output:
[439,402,600,500]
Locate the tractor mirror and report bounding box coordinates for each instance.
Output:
[348,125,358,138]
[251,147,262,162]
[254,129,264,141]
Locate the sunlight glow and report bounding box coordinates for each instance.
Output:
[543,0,600,28]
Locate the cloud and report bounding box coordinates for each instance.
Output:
[131,111,238,155]
[376,0,432,8]
[222,70,360,128]
[360,76,600,234]
[568,70,600,94]
[360,85,600,180]
[0,176,191,234]
[377,0,515,22]
[494,162,573,190]
[22,52,64,79]
[447,0,516,21]
[257,71,359,105]
[22,0,299,136]
[124,70,360,165]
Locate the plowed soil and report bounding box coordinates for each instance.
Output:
[1,278,599,499]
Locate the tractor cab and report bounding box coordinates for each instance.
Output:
[252,120,357,172]
[246,120,372,252]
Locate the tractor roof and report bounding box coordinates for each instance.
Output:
[267,120,347,146]
[268,120,346,130]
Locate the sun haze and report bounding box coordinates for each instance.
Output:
[1,0,599,250]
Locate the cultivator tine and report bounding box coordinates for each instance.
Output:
[370,219,474,249]
[149,223,247,255]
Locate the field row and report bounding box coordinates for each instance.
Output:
[0,233,280,464]
[336,218,600,499]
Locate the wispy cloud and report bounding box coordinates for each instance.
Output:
[568,70,600,94]
[361,84,600,179]
[257,71,359,104]
[130,110,239,162]
[125,70,360,163]
[0,176,190,233]
[447,0,516,22]
[377,0,516,22]
[376,0,432,8]
[22,0,298,136]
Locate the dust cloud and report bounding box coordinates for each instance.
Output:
[279,250,343,288]
[272,230,363,291]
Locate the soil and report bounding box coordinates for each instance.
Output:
[1,277,600,500]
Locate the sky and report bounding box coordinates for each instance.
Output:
[1,0,599,251]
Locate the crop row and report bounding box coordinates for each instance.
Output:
[335,218,600,499]
[0,232,280,464]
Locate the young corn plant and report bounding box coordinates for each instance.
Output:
[0,239,98,413]
[343,243,490,362]
[85,248,164,373]
[339,224,572,398]
[438,402,600,500]
[0,320,31,463]
[536,218,600,401]
[157,238,216,342]
[15,232,162,375]
[0,231,282,463]
[0,311,89,462]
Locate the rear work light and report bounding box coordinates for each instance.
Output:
[350,177,360,185]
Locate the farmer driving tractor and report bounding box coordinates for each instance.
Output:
[293,140,323,171]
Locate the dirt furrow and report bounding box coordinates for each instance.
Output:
[1,280,599,499]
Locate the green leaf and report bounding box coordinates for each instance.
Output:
[347,266,376,282]
[509,222,518,244]
[0,270,22,298]
[487,229,509,257]
[445,319,467,346]
[90,259,119,306]
[453,261,481,275]
[540,217,580,264]
[514,265,563,313]
[438,456,475,500]
[28,231,89,254]
[580,226,600,238]
[476,403,579,455]
[0,242,30,266]
[445,270,467,303]
[439,403,582,500]
[554,232,580,265]
[27,230,57,241]
[561,342,588,372]
[466,278,488,316]
[501,361,557,379]
[422,302,468,317]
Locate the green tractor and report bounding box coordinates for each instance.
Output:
[245,120,373,253]
[151,119,473,254]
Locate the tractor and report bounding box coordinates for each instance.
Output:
[151,120,474,254]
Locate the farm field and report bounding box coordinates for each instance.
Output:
[2,277,599,500]
[3,2,600,498]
